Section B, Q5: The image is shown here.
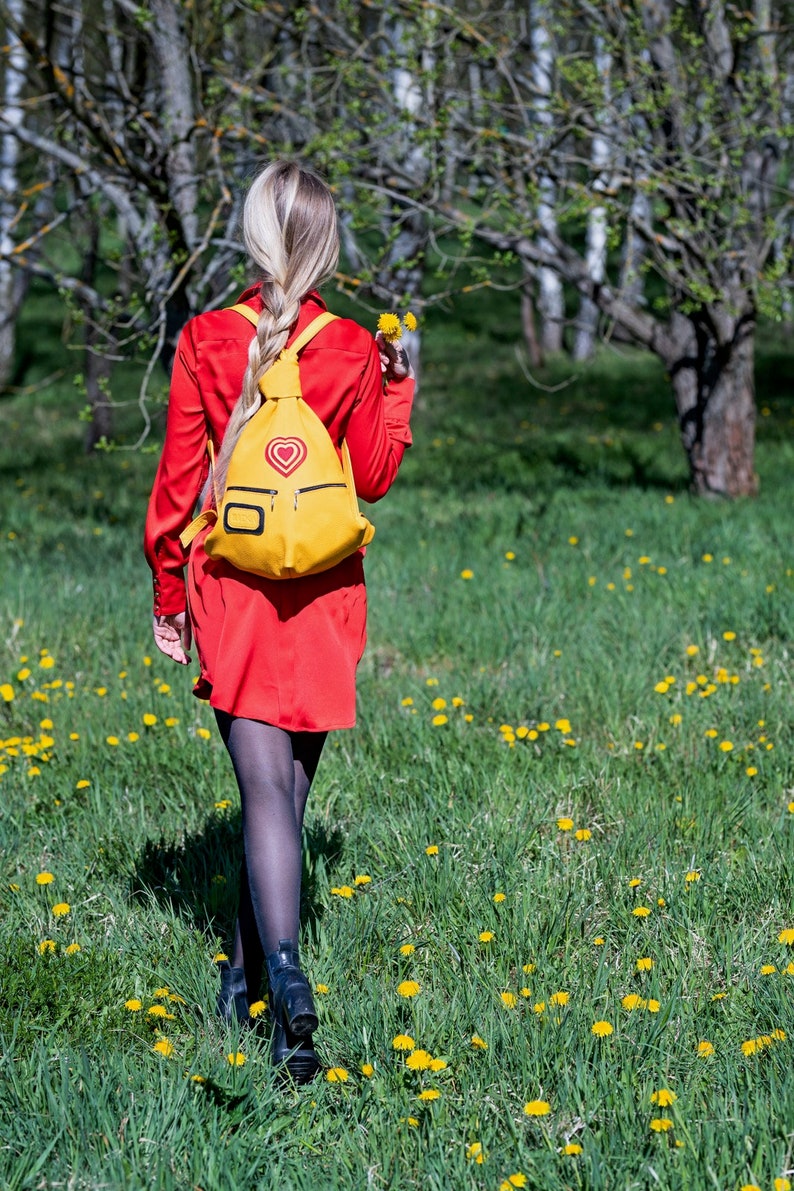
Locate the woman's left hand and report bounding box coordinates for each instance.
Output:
[153,612,192,665]
[375,331,415,382]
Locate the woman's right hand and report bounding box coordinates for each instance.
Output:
[153,612,192,665]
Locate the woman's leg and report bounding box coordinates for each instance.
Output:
[216,711,326,973]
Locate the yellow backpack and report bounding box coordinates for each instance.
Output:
[180,306,375,579]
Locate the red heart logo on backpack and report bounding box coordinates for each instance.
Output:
[266,437,307,477]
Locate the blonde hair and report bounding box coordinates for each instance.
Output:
[214,161,339,496]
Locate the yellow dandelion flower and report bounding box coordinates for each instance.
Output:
[554,718,571,733]
[465,1141,484,1163]
[493,892,506,903]
[361,1063,374,1077]
[326,1067,348,1082]
[142,713,157,727]
[563,1143,583,1155]
[636,957,653,971]
[594,937,605,946]
[432,714,448,726]
[418,1088,441,1101]
[524,1099,551,1117]
[633,906,651,918]
[397,980,420,998]
[127,732,140,743]
[697,1040,715,1057]
[778,928,794,945]
[760,964,776,975]
[353,874,372,886]
[212,952,229,963]
[429,1057,447,1071]
[505,1175,527,1189]
[470,1034,487,1049]
[686,643,699,654]
[649,1118,673,1132]
[377,312,402,341]
[741,1039,758,1056]
[226,1051,246,1067]
[774,1180,791,1191]
[331,885,354,898]
[647,999,661,1013]
[392,1034,415,1050]
[248,1000,266,1018]
[533,1001,546,1014]
[431,697,447,711]
[460,568,474,580]
[651,1088,677,1106]
[52,902,70,917]
[402,312,418,332]
[772,1028,786,1040]
[622,994,646,1011]
[76,779,90,789]
[38,939,56,954]
[404,1116,419,1127]
[479,930,495,943]
[147,1005,169,1018]
[550,991,569,1007]
[719,740,733,752]
[153,1039,175,1058]
[406,1049,432,1070]
[425,845,438,856]
[0,683,14,702]
[575,828,592,841]
[520,987,532,998]
[592,1020,613,1036]
[500,991,518,1008]
[36,872,54,885]
[556,817,574,831]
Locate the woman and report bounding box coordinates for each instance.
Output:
[144,161,414,1083]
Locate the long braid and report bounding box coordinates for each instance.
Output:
[213,162,339,498]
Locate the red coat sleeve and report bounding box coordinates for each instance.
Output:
[143,323,209,616]
[345,337,414,503]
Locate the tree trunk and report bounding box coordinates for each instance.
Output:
[667,311,757,496]
[531,0,564,353]
[0,0,26,387]
[573,36,610,361]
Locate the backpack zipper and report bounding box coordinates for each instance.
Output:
[293,483,347,510]
[227,485,278,511]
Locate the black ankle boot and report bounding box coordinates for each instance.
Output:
[216,961,251,1025]
[265,939,318,1037]
[271,1011,321,1084]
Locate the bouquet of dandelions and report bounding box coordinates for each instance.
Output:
[377,311,418,342]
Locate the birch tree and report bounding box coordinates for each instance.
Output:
[0,0,25,387]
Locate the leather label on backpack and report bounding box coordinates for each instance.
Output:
[266,437,307,477]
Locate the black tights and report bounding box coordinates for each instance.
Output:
[215,711,326,998]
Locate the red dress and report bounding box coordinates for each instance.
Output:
[144,288,414,731]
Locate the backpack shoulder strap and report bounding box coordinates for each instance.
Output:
[226,304,338,353]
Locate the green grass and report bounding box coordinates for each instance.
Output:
[0,285,792,1190]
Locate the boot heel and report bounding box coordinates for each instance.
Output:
[272,1012,321,1084]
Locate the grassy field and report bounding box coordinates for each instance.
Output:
[0,287,792,1191]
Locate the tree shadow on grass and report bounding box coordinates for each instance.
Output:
[129,810,345,947]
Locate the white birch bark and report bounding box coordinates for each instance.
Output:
[148,0,198,250]
[0,0,26,385]
[573,36,611,360]
[531,1,564,353]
